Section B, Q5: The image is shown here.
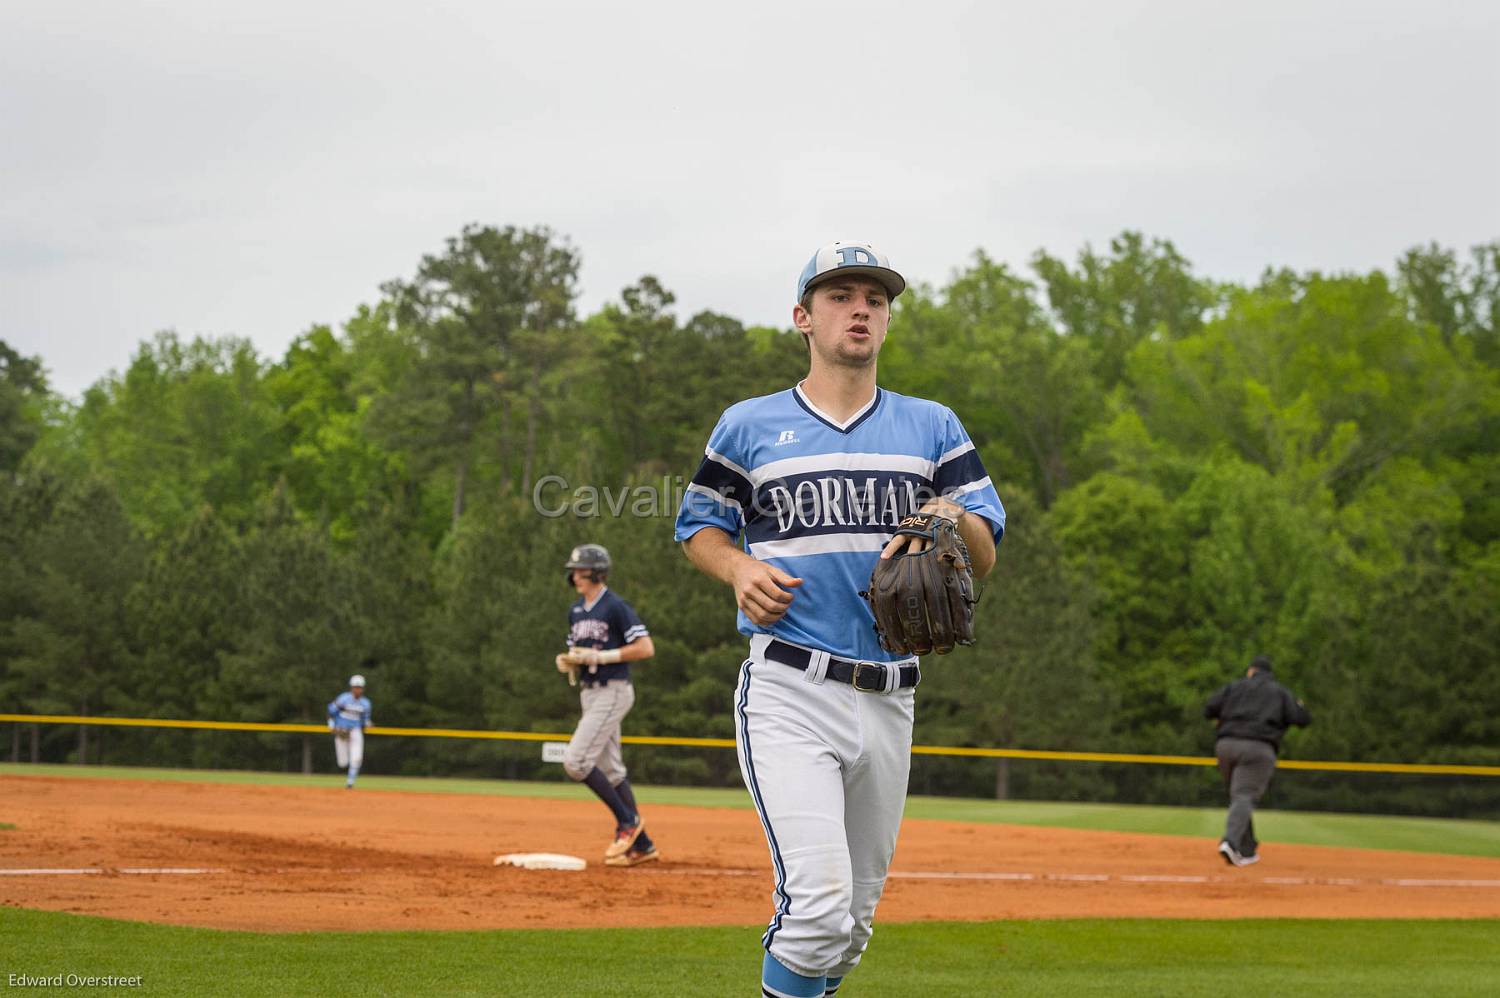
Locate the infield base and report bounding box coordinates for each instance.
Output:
[493,852,588,871]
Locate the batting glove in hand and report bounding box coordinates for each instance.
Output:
[569,646,623,667]
[555,652,582,687]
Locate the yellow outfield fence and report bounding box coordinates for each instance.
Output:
[3,713,1498,778]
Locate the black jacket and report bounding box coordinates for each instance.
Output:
[1204,672,1311,752]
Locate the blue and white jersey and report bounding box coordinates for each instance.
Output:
[674,384,1005,662]
[328,692,371,731]
[567,588,649,685]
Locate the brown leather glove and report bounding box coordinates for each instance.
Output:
[864,513,978,655]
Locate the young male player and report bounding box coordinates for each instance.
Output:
[327,674,372,789]
[557,543,660,866]
[675,242,1004,997]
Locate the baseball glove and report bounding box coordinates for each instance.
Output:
[864,513,978,656]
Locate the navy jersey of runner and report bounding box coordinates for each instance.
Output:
[566,588,649,684]
[674,384,1005,661]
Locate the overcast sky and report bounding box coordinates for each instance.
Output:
[3,0,1497,397]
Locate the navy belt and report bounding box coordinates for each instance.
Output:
[764,640,920,693]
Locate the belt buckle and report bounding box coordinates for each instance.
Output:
[851,661,885,693]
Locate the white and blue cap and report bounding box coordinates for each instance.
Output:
[796,241,906,303]
[349,674,366,688]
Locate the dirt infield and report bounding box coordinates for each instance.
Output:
[3,775,1498,932]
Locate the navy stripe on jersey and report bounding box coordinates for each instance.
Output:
[736,660,791,950]
[933,442,990,497]
[686,452,754,513]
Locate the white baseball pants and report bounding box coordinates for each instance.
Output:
[734,636,916,979]
[334,727,364,770]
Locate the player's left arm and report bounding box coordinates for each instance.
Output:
[1284,689,1311,727]
[921,496,997,579]
[880,408,1004,579]
[879,497,997,579]
[613,599,654,662]
[616,635,655,662]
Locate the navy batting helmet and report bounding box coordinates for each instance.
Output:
[565,544,611,583]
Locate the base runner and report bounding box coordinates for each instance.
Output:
[556,543,661,867]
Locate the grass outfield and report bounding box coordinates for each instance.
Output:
[2,908,1497,997]
[4,763,1498,858]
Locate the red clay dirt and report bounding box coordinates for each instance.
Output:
[2,775,1497,932]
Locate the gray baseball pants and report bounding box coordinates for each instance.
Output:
[563,679,634,783]
[1216,736,1276,857]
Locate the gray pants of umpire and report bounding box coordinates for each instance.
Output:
[1215,737,1277,857]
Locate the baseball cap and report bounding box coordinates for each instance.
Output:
[349,674,366,688]
[796,241,906,303]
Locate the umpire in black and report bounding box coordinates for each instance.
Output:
[1204,655,1310,866]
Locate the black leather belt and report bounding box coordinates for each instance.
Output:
[764,640,919,693]
[581,677,629,688]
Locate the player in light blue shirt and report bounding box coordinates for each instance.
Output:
[327,674,372,789]
[676,385,1003,661]
[676,241,1003,997]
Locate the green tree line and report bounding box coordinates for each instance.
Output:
[2,227,1497,815]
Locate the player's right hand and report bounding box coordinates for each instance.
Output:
[732,561,803,626]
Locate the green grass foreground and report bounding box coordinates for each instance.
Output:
[4,763,1499,858]
[2,909,1497,997]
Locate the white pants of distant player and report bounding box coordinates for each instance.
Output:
[735,634,916,979]
[333,727,364,785]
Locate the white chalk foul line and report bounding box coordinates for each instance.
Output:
[886,871,1037,881]
[1120,875,1212,883]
